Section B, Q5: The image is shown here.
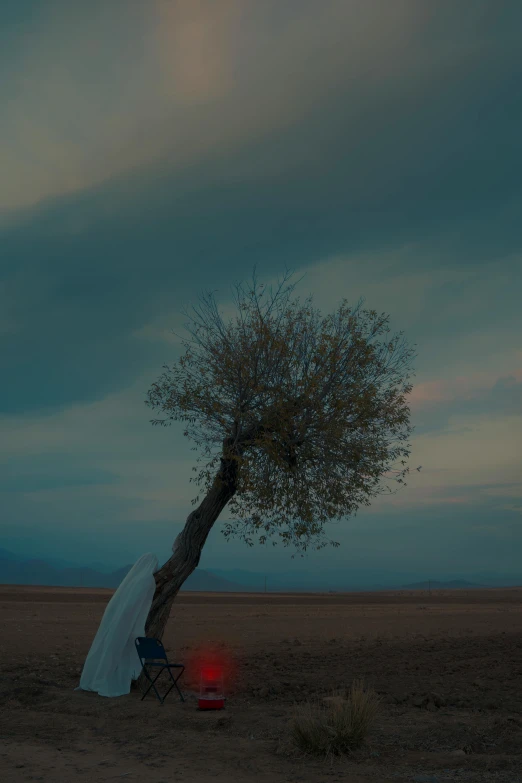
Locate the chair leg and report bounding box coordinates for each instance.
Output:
[139,665,185,704]
[140,667,166,704]
[167,665,185,702]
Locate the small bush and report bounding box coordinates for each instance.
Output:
[290,679,380,758]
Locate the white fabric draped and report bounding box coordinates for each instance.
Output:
[76,552,159,697]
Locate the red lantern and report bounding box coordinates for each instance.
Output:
[198,665,225,710]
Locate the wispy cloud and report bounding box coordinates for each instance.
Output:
[2,0,522,574]
[410,369,522,434]
[4,0,521,214]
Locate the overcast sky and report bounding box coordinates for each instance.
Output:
[1,0,521,580]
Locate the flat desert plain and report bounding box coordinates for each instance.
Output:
[1,586,521,783]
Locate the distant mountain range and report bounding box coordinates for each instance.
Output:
[0,548,244,591]
[400,579,483,590]
[0,548,520,592]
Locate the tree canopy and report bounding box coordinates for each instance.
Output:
[146,268,416,556]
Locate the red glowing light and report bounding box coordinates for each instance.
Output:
[201,667,221,681]
[184,641,238,695]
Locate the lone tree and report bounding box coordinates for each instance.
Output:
[144,268,416,639]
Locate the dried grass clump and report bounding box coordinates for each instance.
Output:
[290,679,380,758]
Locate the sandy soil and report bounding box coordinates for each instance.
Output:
[1,585,521,783]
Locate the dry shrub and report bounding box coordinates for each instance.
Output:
[290,679,380,758]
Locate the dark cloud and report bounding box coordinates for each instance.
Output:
[2,2,522,414]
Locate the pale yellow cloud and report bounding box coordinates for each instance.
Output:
[1,0,465,213]
[409,368,522,408]
[153,0,244,103]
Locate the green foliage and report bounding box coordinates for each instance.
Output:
[146,267,416,555]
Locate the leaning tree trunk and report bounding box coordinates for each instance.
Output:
[135,445,239,691]
[144,476,235,640]
[146,438,242,639]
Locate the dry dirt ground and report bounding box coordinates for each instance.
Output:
[1,585,521,783]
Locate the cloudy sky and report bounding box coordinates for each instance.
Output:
[1,0,521,581]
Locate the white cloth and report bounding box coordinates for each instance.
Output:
[76,553,159,697]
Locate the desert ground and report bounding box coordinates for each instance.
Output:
[1,585,521,783]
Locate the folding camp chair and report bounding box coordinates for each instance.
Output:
[135,637,185,705]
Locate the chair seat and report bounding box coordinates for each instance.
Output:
[145,661,182,667]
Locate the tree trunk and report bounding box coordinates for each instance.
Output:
[135,447,238,690]
[145,438,241,636]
